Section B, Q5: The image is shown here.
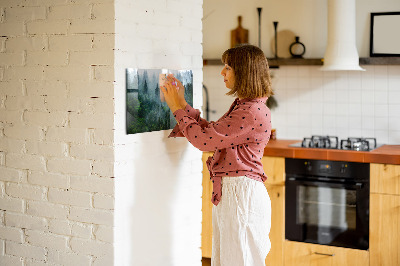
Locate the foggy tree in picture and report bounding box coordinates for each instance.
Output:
[126,68,193,134]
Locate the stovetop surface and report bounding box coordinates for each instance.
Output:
[288,136,383,151]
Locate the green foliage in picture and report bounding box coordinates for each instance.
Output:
[126,68,194,134]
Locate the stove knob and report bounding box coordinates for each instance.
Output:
[340,164,347,174]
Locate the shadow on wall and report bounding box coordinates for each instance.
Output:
[128,131,191,265]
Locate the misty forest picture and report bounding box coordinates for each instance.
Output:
[126,68,193,134]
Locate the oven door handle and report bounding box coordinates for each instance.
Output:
[287,177,364,189]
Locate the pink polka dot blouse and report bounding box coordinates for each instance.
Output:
[169,97,272,206]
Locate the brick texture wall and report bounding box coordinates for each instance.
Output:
[113,0,203,265]
[0,0,115,265]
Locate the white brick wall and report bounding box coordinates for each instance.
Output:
[114,0,203,265]
[0,0,115,265]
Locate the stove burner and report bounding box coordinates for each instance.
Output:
[340,137,377,151]
[301,135,339,149]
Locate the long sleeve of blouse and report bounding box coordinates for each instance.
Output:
[169,98,272,206]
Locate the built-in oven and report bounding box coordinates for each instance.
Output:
[285,158,369,250]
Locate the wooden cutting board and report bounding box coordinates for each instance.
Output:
[231,16,249,48]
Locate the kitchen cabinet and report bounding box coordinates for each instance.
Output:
[370,163,400,266]
[201,153,286,266]
[284,241,369,266]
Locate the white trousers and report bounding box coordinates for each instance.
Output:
[212,176,271,266]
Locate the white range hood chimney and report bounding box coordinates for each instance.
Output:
[320,0,365,71]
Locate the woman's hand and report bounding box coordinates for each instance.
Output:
[161,76,184,113]
[167,74,187,108]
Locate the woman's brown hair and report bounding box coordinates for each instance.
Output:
[221,44,273,99]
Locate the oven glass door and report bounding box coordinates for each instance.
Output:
[286,179,369,250]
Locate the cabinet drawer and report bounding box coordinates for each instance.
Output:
[284,241,369,266]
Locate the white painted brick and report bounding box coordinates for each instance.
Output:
[94,225,113,243]
[71,222,92,239]
[6,183,46,201]
[26,141,67,157]
[24,111,68,127]
[27,200,69,219]
[181,42,202,56]
[0,22,24,36]
[70,175,113,194]
[25,80,67,98]
[5,36,47,52]
[47,158,92,176]
[92,3,114,20]
[92,34,114,51]
[77,97,114,114]
[4,6,46,22]
[0,138,25,153]
[22,0,69,6]
[0,226,23,243]
[93,194,113,210]
[25,229,68,251]
[6,153,46,171]
[0,52,24,66]
[0,255,23,266]
[69,81,114,98]
[48,4,91,20]
[70,144,114,161]
[93,66,114,82]
[69,19,114,34]
[0,81,24,96]
[5,212,48,231]
[0,37,5,52]
[70,237,113,257]
[69,50,113,66]
[24,259,48,266]
[46,127,88,144]
[27,20,69,35]
[47,249,91,266]
[4,125,43,141]
[69,207,113,226]
[4,96,46,111]
[93,252,113,266]
[44,66,91,82]
[28,171,69,189]
[0,167,24,182]
[0,197,24,213]
[69,112,114,129]
[92,160,113,177]
[0,211,4,226]
[89,128,114,146]
[48,219,71,236]
[6,241,46,261]
[0,152,5,166]
[43,96,81,112]
[3,66,44,81]
[49,35,93,52]
[0,110,23,124]
[26,51,68,66]
[48,188,91,208]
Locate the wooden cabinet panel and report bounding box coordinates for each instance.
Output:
[262,156,285,185]
[370,163,400,195]
[264,184,284,266]
[370,193,400,266]
[284,241,369,266]
[202,152,213,258]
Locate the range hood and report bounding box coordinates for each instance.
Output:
[320,0,365,71]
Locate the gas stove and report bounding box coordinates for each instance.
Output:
[289,135,381,151]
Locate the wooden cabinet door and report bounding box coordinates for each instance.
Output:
[201,152,213,258]
[370,163,400,195]
[264,184,284,266]
[370,193,400,266]
[284,241,369,266]
[262,156,285,186]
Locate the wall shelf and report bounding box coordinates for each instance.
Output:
[203,57,400,67]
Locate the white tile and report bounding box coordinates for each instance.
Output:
[388,76,400,91]
[374,65,388,77]
[388,131,400,144]
[323,103,336,115]
[348,103,362,116]
[374,90,388,104]
[361,104,375,117]
[375,104,389,117]
[374,130,389,144]
[374,78,388,91]
[348,128,362,137]
[285,66,298,77]
[388,91,400,104]
[336,103,349,116]
[336,115,348,128]
[374,117,389,130]
[348,116,362,129]
[286,77,299,89]
[388,65,400,76]
[388,104,400,117]
[362,90,375,104]
[348,90,362,103]
[388,117,400,131]
[362,116,375,130]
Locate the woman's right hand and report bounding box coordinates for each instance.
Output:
[167,74,187,108]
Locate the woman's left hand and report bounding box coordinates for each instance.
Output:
[160,76,183,113]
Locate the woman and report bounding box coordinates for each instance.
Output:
[161,44,273,266]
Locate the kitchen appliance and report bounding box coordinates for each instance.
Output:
[285,158,370,250]
[289,135,379,151]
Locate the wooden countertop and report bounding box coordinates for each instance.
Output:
[263,139,400,165]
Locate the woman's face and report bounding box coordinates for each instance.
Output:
[220,64,235,89]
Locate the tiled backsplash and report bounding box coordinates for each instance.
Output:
[203,65,400,144]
